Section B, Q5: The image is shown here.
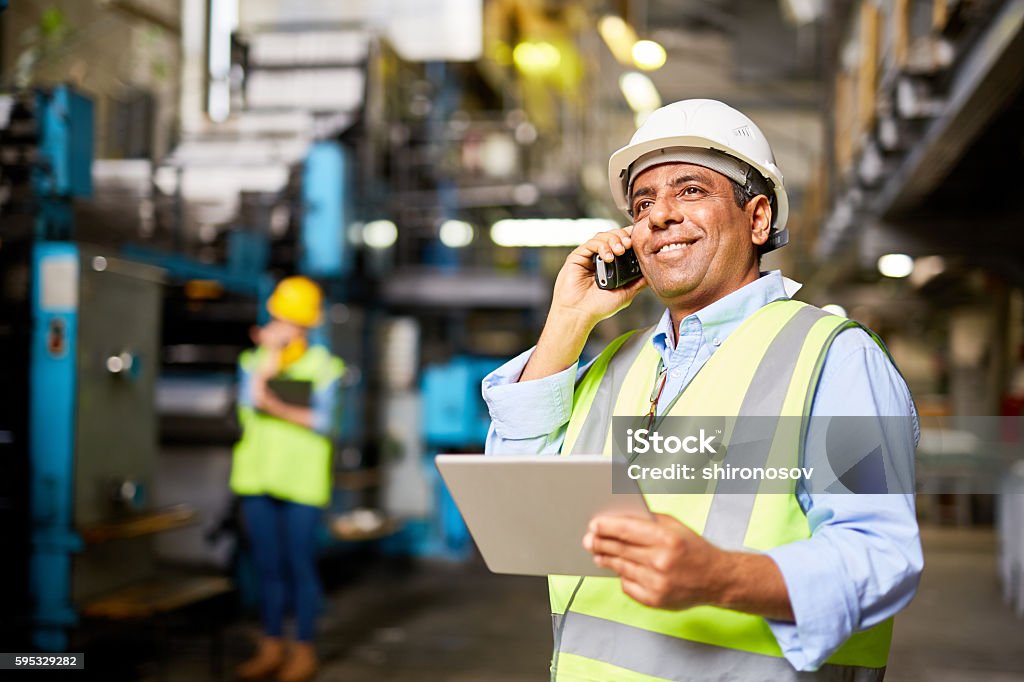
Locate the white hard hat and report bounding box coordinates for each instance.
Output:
[608,99,790,253]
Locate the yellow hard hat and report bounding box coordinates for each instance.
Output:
[266,276,323,327]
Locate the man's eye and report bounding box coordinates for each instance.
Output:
[634,199,653,212]
[681,186,703,196]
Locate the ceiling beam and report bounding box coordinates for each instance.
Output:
[874,0,1024,216]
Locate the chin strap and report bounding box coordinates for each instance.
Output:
[759,227,789,254]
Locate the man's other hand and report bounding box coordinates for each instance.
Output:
[583,513,726,610]
[583,512,795,620]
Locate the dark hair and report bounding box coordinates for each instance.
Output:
[730,179,757,209]
[729,172,775,213]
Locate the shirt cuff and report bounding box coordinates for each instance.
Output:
[765,540,858,671]
[482,347,577,440]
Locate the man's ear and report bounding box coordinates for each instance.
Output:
[749,195,772,247]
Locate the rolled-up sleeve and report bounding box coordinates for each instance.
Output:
[483,347,581,455]
[764,329,923,670]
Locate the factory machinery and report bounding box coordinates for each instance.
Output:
[0,83,502,657]
[0,5,577,656]
[0,85,192,653]
[0,84,378,658]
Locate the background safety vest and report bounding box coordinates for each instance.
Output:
[550,300,895,681]
[230,345,344,508]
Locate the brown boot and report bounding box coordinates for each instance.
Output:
[277,641,318,682]
[236,636,285,680]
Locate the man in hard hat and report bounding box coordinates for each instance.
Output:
[232,276,345,682]
[483,99,921,679]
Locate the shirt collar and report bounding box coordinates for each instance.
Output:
[651,270,801,354]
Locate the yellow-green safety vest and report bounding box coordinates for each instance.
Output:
[550,300,894,681]
[230,344,345,508]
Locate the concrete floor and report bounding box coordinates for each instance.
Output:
[143,525,1024,681]
[886,527,1024,681]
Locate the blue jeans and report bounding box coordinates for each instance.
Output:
[240,495,322,642]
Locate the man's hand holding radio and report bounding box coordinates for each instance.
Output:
[520,226,646,383]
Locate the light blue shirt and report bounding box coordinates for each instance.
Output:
[482,271,922,672]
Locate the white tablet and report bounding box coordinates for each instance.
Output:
[435,454,651,577]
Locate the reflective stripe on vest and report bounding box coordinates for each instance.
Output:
[569,327,653,455]
[550,300,893,680]
[553,612,885,682]
[702,305,826,549]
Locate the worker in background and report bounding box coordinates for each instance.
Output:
[231,276,344,682]
[483,99,922,679]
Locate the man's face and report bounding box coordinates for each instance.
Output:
[628,162,769,311]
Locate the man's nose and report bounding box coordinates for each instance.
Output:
[647,193,683,230]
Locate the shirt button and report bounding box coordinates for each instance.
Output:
[712,337,721,346]
[670,369,681,379]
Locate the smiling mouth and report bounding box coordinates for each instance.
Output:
[656,239,698,254]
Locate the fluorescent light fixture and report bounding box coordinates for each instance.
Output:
[632,40,666,71]
[619,71,661,114]
[821,304,847,317]
[877,253,914,278]
[490,218,620,248]
[598,15,638,65]
[439,220,474,248]
[363,220,398,249]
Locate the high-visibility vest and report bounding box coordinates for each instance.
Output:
[230,345,345,508]
[550,300,895,681]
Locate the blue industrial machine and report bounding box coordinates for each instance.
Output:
[31,87,93,239]
[29,244,165,651]
[1,86,172,652]
[2,78,374,651]
[301,141,353,280]
[28,242,83,651]
[391,356,500,559]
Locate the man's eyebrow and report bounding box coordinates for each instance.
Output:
[630,185,656,203]
[630,172,711,204]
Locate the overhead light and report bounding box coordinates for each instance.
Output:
[821,304,847,317]
[619,71,661,115]
[632,40,666,71]
[598,15,638,65]
[363,220,398,249]
[490,218,619,248]
[512,41,561,76]
[439,220,474,248]
[877,253,914,278]
[782,0,822,26]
